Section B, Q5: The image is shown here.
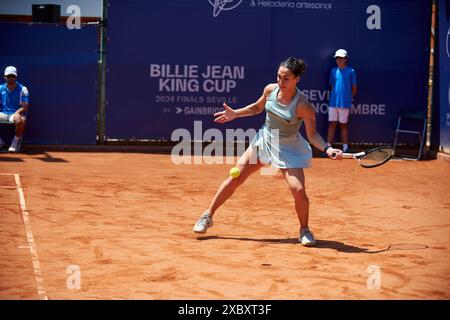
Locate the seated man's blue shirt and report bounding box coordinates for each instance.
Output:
[329,67,356,108]
[0,82,29,115]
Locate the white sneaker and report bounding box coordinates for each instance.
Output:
[193,211,213,234]
[299,228,316,247]
[8,137,20,153]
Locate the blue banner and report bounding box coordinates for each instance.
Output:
[0,23,98,144]
[106,0,431,143]
[439,0,450,153]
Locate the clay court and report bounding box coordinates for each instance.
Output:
[0,151,449,300]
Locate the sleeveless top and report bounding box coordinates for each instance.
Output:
[250,85,312,168]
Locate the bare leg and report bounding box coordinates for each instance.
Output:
[207,145,263,217]
[15,118,26,137]
[339,123,348,145]
[327,121,338,145]
[280,168,309,229]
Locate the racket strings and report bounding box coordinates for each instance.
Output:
[360,148,394,167]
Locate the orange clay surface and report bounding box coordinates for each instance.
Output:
[0,151,449,299]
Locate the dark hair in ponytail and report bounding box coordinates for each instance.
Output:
[279,57,307,77]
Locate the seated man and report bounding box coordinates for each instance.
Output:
[0,66,29,152]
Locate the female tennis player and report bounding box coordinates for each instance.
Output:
[193,57,343,246]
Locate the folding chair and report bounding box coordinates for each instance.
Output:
[393,110,427,160]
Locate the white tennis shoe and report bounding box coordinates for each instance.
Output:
[299,228,316,247]
[8,137,20,153]
[193,211,213,234]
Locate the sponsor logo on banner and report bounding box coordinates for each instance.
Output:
[302,89,386,116]
[150,64,243,115]
[251,0,332,9]
[209,0,332,17]
[209,0,243,17]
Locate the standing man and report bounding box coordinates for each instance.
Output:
[0,66,29,152]
[327,49,357,153]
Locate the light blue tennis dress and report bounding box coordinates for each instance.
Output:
[250,86,312,168]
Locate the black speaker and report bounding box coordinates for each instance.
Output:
[32,4,61,23]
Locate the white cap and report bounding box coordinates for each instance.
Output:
[4,66,17,77]
[334,49,348,58]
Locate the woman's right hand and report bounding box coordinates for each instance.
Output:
[214,103,238,124]
[327,147,343,160]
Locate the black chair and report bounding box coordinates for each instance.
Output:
[393,110,427,160]
[0,118,22,152]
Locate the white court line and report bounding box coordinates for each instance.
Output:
[2,173,48,300]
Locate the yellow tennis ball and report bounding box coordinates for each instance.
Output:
[229,167,241,179]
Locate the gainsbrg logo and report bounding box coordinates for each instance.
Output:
[209,0,244,17]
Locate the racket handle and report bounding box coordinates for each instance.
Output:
[332,152,353,159]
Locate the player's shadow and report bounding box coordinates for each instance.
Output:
[315,240,388,253]
[198,236,387,254]
[23,150,69,162]
[198,236,298,244]
[0,149,68,162]
[0,156,24,162]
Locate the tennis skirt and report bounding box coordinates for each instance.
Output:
[250,125,312,169]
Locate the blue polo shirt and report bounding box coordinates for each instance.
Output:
[329,67,356,108]
[0,81,30,115]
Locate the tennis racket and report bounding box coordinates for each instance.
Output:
[332,146,394,168]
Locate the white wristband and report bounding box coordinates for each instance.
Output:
[8,114,14,123]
